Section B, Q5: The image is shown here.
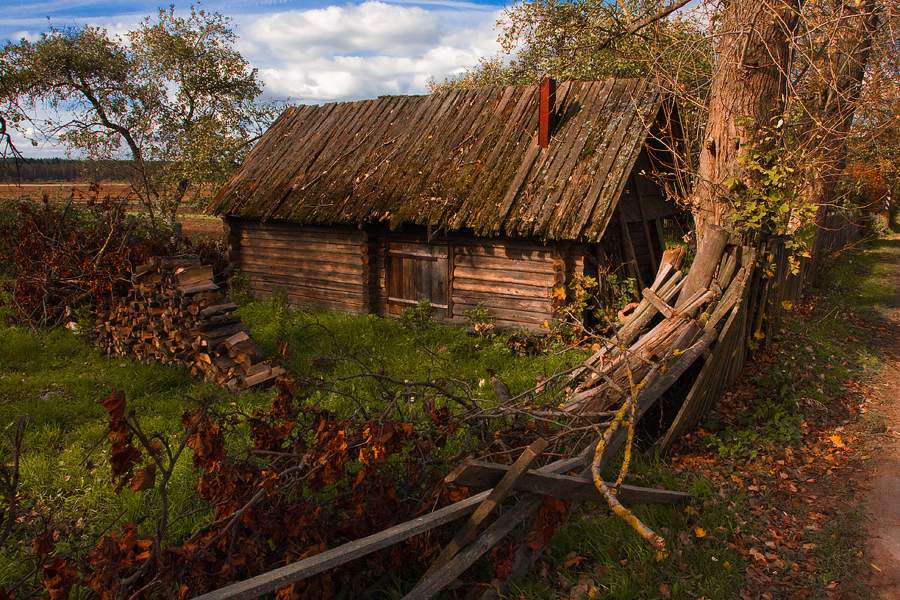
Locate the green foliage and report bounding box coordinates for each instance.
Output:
[226,269,253,306]
[726,131,818,274]
[463,303,495,336]
[0,5,281,225]
[399,299,435,331]
[548,272,637,342]
[435,1,710,89]
[71,303,94,334]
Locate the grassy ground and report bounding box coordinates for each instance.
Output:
[237,296,583,419]
[0,293,584,588]
[0,323,262,583]
[508,234,898,599]
[2,233,895,598]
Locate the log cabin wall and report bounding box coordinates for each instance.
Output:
[225,209,679,332]
[371,231,562,331]
[225,219,370,314]
[226,220,564,330]
[449,238,561,330]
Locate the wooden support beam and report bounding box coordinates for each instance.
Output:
[634,189,659,274]
[617,215,646,290]
[641,287,675,318]
[423,439,548,576]
[447,461,689,506]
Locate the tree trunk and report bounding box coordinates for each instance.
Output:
[692,0,804,237]
[803,0,880,262]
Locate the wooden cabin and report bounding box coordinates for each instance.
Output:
[211,79,689,330]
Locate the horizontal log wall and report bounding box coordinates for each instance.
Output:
[227,219,370,314]
[450,240,562,330]
[227,220,580,331]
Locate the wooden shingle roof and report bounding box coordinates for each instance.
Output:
[211,79,672,242]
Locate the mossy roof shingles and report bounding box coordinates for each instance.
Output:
[210,79,669,242]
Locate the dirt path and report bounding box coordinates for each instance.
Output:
[865,233,900,598]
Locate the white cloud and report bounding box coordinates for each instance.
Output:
[238,1,501,102]
[3,1,503,157]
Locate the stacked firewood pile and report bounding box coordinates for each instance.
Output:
[96,256,284,390]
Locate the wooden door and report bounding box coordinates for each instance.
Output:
[385,241,450,316]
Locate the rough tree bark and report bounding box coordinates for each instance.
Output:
[803,0,881,262]
[692,0,805,237]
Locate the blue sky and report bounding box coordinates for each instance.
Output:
[2,0,510,156]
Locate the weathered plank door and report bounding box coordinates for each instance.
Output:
[385,241,450,317]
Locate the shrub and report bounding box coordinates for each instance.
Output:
[0,196,227,328]
[0,200,22,276]
[226,270,254,305]
[547,272,638,343]
[463,304,495,336]
[0,199,167,327]
[400,299,434,330]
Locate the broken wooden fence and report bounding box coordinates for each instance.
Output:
[194,225,821,599]
[193,442,687,600]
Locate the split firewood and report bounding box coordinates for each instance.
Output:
[96,256,279,391]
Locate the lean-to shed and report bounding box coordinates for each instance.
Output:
[211,78,689,330]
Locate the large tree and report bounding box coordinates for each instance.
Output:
[689,1,804,236]
[0,6,279,226]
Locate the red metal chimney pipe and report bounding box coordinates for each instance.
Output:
[538,77,556,148]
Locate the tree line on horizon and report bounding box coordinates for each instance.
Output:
[0,158,139,183]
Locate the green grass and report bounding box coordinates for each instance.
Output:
[238,296,584,418]
[509,457,745,600]
[508,234,900,599]
[0,325,226,583]
[0,294,586,588]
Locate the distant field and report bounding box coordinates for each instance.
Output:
[0,181,223,239]
[0,181,137,201]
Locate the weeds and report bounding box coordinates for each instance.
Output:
[399,299,435,330]
[463,304,495,337]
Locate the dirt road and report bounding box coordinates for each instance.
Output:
[865,233,900,598]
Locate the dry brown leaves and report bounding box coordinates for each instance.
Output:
[670,357,874,599]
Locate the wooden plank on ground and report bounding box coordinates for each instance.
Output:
[402,497,543,600]
[446,460,688,506]
[191,491,492,600]
[423,439,548,577]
